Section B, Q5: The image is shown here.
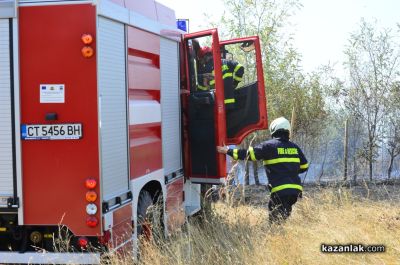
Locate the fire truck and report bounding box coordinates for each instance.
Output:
[0,0,267,263]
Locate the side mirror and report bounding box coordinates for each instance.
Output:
[240,41,255,52]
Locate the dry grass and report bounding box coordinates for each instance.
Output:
[112,187,400,265]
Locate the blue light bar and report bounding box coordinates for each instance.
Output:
[177,19,189,33]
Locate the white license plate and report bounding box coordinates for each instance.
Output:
[21,123,82,140]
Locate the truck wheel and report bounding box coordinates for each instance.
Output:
[137,190,163,241]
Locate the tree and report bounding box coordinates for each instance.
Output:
[385,116,400,179]
[213,1,329,139]
[209,0,304,184]
[384,82,400,179]
[343,20,400,181]
[208,0,338,182]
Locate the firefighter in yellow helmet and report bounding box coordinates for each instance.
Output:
[217,117,309,223]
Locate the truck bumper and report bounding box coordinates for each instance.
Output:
[0,251,100,264]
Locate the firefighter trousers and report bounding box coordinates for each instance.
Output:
[268,192,299,224]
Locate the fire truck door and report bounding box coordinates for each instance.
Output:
[220,37,268,144]
[183,30,227,184]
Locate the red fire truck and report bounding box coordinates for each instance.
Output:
[0,0,267,263]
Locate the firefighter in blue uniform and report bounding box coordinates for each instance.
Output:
[197,46,244,109]
[217,117,309,223]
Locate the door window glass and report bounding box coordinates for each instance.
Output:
[186,36,215,93]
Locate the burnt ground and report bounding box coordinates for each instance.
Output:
[217,179,400,207]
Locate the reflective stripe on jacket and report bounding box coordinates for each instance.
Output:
[227,137,308,195]
[208,59,245,105]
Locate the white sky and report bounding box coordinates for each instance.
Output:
[157,0,399,76]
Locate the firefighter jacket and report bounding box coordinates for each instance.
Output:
[227,137,308,196]
[198,59,244,108]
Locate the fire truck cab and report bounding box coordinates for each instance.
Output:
[0,0,267,263]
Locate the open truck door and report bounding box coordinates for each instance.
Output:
[182,29,226,184]
[182,32,267,184]
[221,36,268,144]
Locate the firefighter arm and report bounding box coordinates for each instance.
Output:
[217,144,263,161]
[298,148,309,173]
[226,147,247,160]
[232,61,244,89]
[216,146,245,159]
[233,63,244,82]
[299,164,309,173]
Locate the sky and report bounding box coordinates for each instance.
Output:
[157,0,399,77]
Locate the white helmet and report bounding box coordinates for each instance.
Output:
[270,117,291,136]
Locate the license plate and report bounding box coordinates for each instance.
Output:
[21,123,83,140]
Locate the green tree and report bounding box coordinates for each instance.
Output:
[343,20,400,180]
[212,0,329,138]
[207,0,336,182]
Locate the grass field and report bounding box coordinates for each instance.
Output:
[111,185,400,265]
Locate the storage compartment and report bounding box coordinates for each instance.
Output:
[0,18,15,207]
[160,37,182,175]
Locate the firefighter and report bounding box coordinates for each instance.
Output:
[197,46,214,91]
[216,117,309,224]
[197,46,244,109]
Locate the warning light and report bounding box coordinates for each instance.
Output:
[77,236,89,249]
[86,216,98,227]
[81,46,94,58]
[86,191,97,202]
[85,178,97,189]
[81,34,93,45]
[86,203,98,215]
[176,19,189,33]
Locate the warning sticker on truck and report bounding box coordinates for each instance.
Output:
[21,124,82,140]
[40,84,65,103]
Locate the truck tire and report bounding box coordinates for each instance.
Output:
[137,190,163,241]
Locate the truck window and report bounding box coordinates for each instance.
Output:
[221,40,266,141]
[186,36,215,93]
